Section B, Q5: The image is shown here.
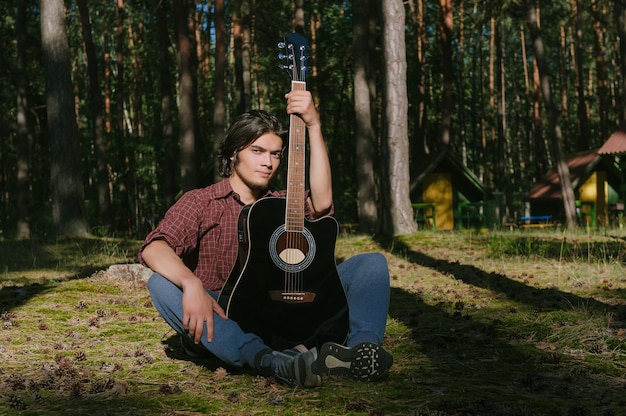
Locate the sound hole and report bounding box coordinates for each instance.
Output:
[277,232,307,264]
[269,225,316,272]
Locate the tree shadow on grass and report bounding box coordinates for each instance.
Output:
[381,237,626,415]
[384,236,626,318]
[0,282,50,313]
[0,266,104,315]
[0,237,138,314]
[0,237,140,274]
[493,233,626,263]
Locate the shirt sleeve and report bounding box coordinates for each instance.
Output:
[138,191,206,265]
[303,190,335,220]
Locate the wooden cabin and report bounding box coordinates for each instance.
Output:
[598,120,626,211]
[410,148,493,230]
[525,150,622,227]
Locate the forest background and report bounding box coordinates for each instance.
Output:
[2,0,626,239]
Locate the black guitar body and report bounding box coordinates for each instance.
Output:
[218,197,349,351]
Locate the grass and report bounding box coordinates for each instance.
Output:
[1,230,626,415]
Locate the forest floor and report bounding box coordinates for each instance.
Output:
[1,229,626,415]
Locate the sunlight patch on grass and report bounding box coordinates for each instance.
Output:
[1,232,626,414]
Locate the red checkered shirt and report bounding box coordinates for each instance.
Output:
[139,178,331,291]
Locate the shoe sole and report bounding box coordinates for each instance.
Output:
[312,342,393,382]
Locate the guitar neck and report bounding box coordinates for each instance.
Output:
[285,80,307,233]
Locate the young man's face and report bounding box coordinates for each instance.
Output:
[231,132,283,192]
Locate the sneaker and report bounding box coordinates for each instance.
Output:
[271,347,321,388]
[312,342,393,382]
[277,344,308,357]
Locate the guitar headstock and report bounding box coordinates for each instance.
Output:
[278,33,309,83]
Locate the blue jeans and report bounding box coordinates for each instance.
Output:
[147,252,390,369]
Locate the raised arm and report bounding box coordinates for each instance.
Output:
[285,90,332,217]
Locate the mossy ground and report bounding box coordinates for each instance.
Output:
[1,230,625,415]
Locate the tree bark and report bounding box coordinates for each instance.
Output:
[438,0,454,148]
[241,0,252,112]
[213,0,227,183]
[115,0,133,235]
[156,0,177,207]
[16,0,31,240]
[592,3,609,141]
[408,0,428,158]
[40,0,90,237]
[353,0,378,233]
[382,0,417,236]
[616,0,626,121]
[77,0,114,233]
[294,0,305,34]
[527,2,577,230]
[573,0,590,150]
[174,0,199,191]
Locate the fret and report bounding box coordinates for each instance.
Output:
[285,79,307,233]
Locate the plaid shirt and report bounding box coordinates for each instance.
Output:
[139,178,330,291]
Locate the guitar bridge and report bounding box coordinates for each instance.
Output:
[269,290,316,304]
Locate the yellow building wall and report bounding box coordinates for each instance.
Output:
[423,173,453,230]
[579,171,608,227]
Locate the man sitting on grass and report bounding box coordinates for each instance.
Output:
[139,90,393,387]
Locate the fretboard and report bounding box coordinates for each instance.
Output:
[285,80,307,232]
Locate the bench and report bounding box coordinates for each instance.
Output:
[412,203,436,230]
[517,215,556,229]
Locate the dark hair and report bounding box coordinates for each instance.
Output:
[218,110,288,177]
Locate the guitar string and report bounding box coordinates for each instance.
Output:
[284,41,305,297]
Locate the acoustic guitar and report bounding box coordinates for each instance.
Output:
[218,33,349,351]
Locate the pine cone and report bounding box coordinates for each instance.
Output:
[7,394,26,410]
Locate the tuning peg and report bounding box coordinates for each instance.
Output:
[277,41,285,48]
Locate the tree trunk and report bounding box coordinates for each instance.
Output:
[213,0,227,183]
[174,0,199,191]
[16,0,31,240]
[77,0,114,233]
[496,15,509,222]
[382,0,417,236]
[233,8,244,114]
[458,0,467,164]
[103,13,112,134]
[408,0,428,158]
[156,0,177,207]
[294,0,305,34]
[592,3,609,141]
[573,0,590,150]
[487,13,496,189]
[353,0,378,233]
[115,0,133,235]
[532,42,548,179]
[438,0,454,148]
[494,15,504,196]
[196,0,212,169]
[241,0,252,112]
[616,0,626,121]
[527,2,577,230]
[40,0,90,237]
